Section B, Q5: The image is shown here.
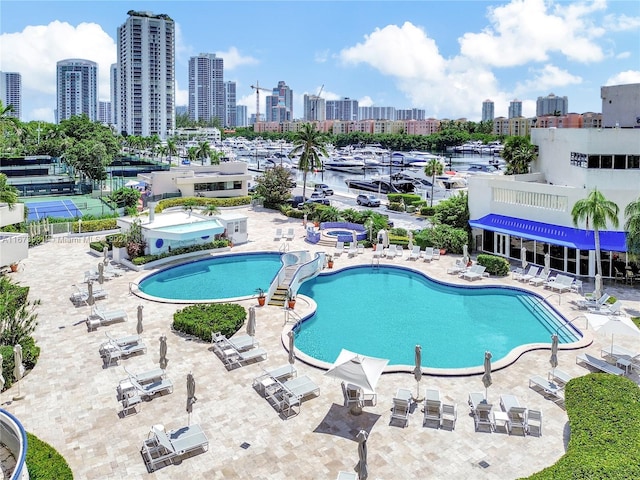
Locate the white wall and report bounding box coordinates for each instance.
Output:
[0,233,29,267]
[0,203,25,228]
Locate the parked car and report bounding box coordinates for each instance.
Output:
[285,195,307,207]
[298,197,330,209]
[356,194,381,207]
[309,191,326,200]
[313,183,334,196]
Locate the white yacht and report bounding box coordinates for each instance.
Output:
[324,156,366,174]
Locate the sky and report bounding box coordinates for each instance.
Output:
[1,0,639,124]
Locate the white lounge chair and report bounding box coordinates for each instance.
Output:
[423,389,441,428]
[70,284,108,305]
[285,228,295,240]
[336,472,357,480]
[588,300,622,315]
[347,243,357,257]
[548,369,575,386]
[432,248,440,260]
[395,245,404,259]
[528,375,564,403]
[519,266,540,283]
[223,345,268,369]
[468,391,487,415]
[357,244,364,255]
[334,241,345,257]
[268,375,320,417]
[100,339,147,367]
[390,388,412,428]
[212,332,258,352]
[408,246,421,260]
[600,345,640,373]
[87,305,128,331]
[127,376,174,398]
[123,367,166,385]
[511,267,524,280]
[274,228,283,241]
[499,394,527,436]
[545,274,574,293]
[576,353,624,375]
[422,247,434,262]
[447,259,467,275]
[253,364,297,395]
[141,424,209,473]
[384,246,396,260]
[460,265,486,281]
[529,270,550,287]
[342,382,363,410]
[474,402,494,432]
[574,293,610,310]
[440,403,457,430]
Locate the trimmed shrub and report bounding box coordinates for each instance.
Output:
[90,241,109,252]
[155,196,251,213]
[131,240,229,265]
[388,193,422,206]
[476,254,510,276]
[526,374,640,480]
[414,224,467,254]
[419,205,436,217]
[26,432,73,480]
[173,303,246,341]
[388,202,405,212]
[71,218,118,233]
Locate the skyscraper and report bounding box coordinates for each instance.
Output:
[56,59,98,123]
[188,53,224,125]
[0,72,21,120]
[98,101,112,125]
[326,98,358,121]
[224,81,236,127]
[117,10,175,138]
[536,93,568,116]
[482,99,494,122]
[508,99,522,119]
[265,81,293,122]
[110,63,118,130]
[303,94,325,121]
[236,105,247,127]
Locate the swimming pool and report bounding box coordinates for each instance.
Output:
[295,266,579,369]
[137,252,282,301]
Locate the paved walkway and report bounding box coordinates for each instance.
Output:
[3,205,639,479]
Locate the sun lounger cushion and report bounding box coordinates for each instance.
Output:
[576,353,624,375]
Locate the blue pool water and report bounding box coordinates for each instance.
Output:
[138,252,282,300]
[295,266,578,368]
[326,230,355,237]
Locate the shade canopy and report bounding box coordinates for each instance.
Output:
[550,334,559,370]
[247,307,256,337]
[137,305,144,335]
[325,349,389,393]
[586,314,640,355]
[288,330,295,365]
[481,351,492,397]
[159,335,168,370]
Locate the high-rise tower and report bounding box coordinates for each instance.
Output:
[188,53,224,125]
[0,72,22,120]
[508,99,522,119]
[265,81,293,122]
[482,99,494,122]
[536,93,568,116]
[56,59,98,123]
[117,10,175,138]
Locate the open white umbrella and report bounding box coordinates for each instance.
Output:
[521,247,528,269]
[13,344,25,401]
[482,351,492,400]
[354,429,368,480]
[413,345,423,401]
[159,335,168,370]
[137,305,144,335]
[462,244,469,265]
[247,307,256,337]
[544,253,550,275]
[288,330,295,366]
[186,373,197,425]
[549,334,559,377]
[325,349,389,393]
[587,314,640,356]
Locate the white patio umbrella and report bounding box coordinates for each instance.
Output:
[521,247,528,269]
[482,351,492,401]
[0,354,5,392]
[354,429,368,480]
[588,315,640,356]
[159,335,168,370]
[97,262,104,285]
[137,305,144,335]
[103,245,108,263]
[549,334,559,378]
[288,330,295,366]
[413,345,423,402]
[544,253,550,275]
[407,231,414,251]
[86,280,95,306]
[462,244,469,265]
[325,349,389,393]
[594,274,603,300]
[352,230,358,248]
[247,307,256,337]
[125,180,141,188]
[13,344,25,401]
[186,373,197,425]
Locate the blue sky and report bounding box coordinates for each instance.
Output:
[1,0,639,123]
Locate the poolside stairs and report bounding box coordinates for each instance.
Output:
[267,264,298,307]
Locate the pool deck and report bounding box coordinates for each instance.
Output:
[3,204,640,479]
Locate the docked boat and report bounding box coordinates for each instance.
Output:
[345,176,416,194]
[324,156,366,174]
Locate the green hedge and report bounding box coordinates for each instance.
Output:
[387,193,422,205]
[526,374,640,480]
[26,432,73,480]
[131,239,229,265]
[71,218,118,233]
[89,241,109,252]
[476,254,510,276]
[414,224,467,254]
[173,303,246,341]
[155,196,251,212]
[0,337,41,390]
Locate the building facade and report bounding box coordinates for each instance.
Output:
[303,94,325,121]
[482,99,494,122]
[0,72,22,120]
[396,109,426,121]
[536,93,568,117]
[265,81,293,123]
[601,83,640,128]
[188,53,224,125]
[56,59,98,123]
[236,105,247,127]
[110,63,118,129]
[508,99,522,119]
[98,101,112,125]
[326,98,358,121]
[224,81,236,127]
[117,11,175,138]
[358,106,396,121]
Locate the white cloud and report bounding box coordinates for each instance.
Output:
[603,13,640,32]
[358,96,374,107]
[515,64,583,94]
[605,70,640,86]
[215,47,259,70]
[616,51,631,60]
[0,21,116,120]
[314,49,330,63]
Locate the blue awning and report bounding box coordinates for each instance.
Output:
[469,214,627,252]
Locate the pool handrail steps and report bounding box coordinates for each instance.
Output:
[267,251,323,302]
[287,251,326,298]
[0,409,29,480]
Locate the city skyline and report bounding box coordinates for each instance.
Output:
[1,0,639,123]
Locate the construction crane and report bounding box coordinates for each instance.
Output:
[250,81,270,124]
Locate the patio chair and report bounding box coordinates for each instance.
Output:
[390,388,412,427]
[500,394,527,436]
[342,382,363,410]
[347,243,358,257]
[440,403,457,430]
[285,228,295,240]
[447,259,467,275]
[473,403,494,432]
[576,353,624,375]
[548,369,575,386]
[527,409,543,436]
[588,300,622,315]
[461,265,486,281]
[422,247,434,262]
[141,424,209,473]
[128,376,174,399]
[574,293,610,310]
[87,305,128,331]
[334,241,345,257]
[528,375,564,403]
[519,266,540,283]
[423,389,442,428]
[408,246,421,260]
[467,391,486,415]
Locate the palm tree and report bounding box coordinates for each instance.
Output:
[0,173,19,210]
[166,138,178,165]
[624,195,640,259]
[203,203,219,216]
[571,189,619,278]
[501,136,537,174]
[424,158,444,207]
[197,141,211,165]
[209,149,224,165]
[187,146,199,165]
[288,123,328,201]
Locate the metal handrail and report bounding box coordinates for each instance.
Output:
[556,314,589,335]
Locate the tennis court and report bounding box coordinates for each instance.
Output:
[25,199,84,221]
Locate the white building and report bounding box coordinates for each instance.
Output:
[0,72,22,120]
[56,59,98,123]
[0,203,27,268]
[138,161,251,199]
[116,11,175,138]
[468,127,639,278]
[188,53,224,125]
